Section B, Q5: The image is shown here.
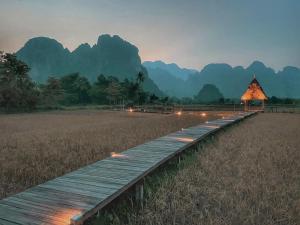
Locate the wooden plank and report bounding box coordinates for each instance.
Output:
[57,176,122,190]
[101,158,156,167]
[0,199,72,224]
[99,159,156,170]
[39,183,109,199]
[82,166,142,177]
[15,190,95,210]
[0,218,20,225]
[5,196,84,218]
[46,179,117,196]
[73,171,134,182]
[0,204,58,225]
[92,162,148,172]
[124,147,173,156]
[65,173,129,186]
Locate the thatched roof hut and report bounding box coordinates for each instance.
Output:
[241,75,267,110]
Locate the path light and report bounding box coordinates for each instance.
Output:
[176,111,182,116]
[111,152,129,159]
[175,137,194,143]
[203,124,220,129]
[52,209,82,224]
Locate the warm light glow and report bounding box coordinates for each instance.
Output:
[129,108,133,112]
[241,77,268,101]
[111,152,129,158]
[201,112,207,117]
[202,124,220,129]
[176,111,182,116]
[173,137,194,142]
[51,209,82,224]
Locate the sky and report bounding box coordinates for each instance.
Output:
[0,0,299,70]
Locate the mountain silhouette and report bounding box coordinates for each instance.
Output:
[145,60,300,99]
[16,35,164,96]
[195,84,224,103]
[143,61,197,80]
[16,35,300,99]
[145,67,187,97]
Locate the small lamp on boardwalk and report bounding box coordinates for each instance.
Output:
[241,75,268,111]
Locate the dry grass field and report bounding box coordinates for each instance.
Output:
[128,113,300,225]
[0,110,226,199]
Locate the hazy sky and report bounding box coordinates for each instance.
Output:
[0,0,299,70]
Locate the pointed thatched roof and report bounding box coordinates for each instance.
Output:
[241,76,268,101]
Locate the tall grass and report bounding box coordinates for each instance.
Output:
[0,110,224,199]
[123,113,300,225]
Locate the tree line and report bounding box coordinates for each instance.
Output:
[0,52,164,112]
[1,52,298,112]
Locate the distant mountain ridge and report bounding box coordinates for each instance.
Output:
[143,61,197,80]
[15,35,300,99]
[144,60,300,99]
[16,35,164,96]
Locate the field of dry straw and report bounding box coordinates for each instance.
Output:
[127,113,300,225]
[0,110,224,199]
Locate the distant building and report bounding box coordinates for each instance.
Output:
[241,75,268,111]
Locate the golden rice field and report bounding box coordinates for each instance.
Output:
[128,113,300,225]
[0,110,228,199]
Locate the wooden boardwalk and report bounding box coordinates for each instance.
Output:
[0,112,255,225]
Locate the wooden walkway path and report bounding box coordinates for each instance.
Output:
[0,112,255,225]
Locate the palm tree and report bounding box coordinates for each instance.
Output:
[136,71,145,85]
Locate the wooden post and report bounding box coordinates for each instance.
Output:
[244,100,247,111]
[135,181,144,208]
[178,155,181,164]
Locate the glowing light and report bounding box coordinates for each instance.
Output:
[201,112,207,117]
[203,124,220,129]
[51,209,82,224]
[174,137,194,142]
[129,108,133,112]
[111,152,129,159]
[176,111,182,116]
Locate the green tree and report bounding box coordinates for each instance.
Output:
[160,96,169,104]
[149,94,159,103]
[106,76,121,104]
[60,73,91,105]
[135,71,148,105]
[0,52,39,111]
[40,77,63,107]
[194,84,224,104]
[137,90,148,105]
[90,74,109,104]
[136,71,145,85]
